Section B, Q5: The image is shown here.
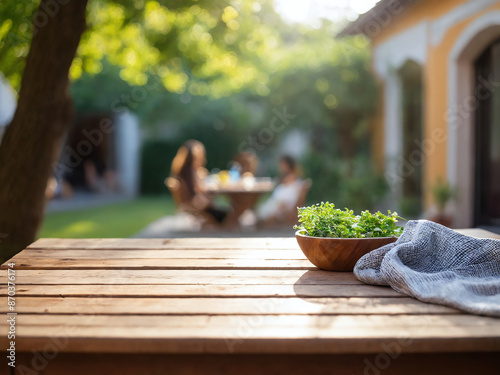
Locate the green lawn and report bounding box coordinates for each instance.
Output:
[39,196,176,238]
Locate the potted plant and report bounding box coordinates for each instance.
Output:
[294,202,404,271]
[430,178,457,227]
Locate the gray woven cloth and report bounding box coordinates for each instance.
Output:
[354,220,500,317]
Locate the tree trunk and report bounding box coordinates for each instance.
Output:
[0,0,88,261]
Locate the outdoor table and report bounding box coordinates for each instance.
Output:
[205,178,275,221]
[1,229,500,374]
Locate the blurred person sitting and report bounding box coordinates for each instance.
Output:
[232,151,259,177]
[52,156,117,199]
[168,140,228,224]
[257,155,305,223]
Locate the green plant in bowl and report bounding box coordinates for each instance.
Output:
[294,202,404,238]
[294,202,404,271]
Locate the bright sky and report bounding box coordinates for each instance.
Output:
[275,0,379,25]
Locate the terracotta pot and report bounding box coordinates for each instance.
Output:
[295,231,397,272]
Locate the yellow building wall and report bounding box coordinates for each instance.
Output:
[370,0,500,208]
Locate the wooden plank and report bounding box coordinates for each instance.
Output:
[11,313,499,330]
[7,322,498,345]
[0,296,457,315]
[457,228,500,239]
[0,284,404,298]
[1,258,315,270]
[16,321,495,342]
[3,314,500,355]
[0,269,362,285]
[13,352,500,375]
[7,249,306,259]
[6,331,500,357]
[26,230,500,251]
[28,238,299,250]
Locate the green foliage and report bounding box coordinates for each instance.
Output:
[71,60,136,112]
[432,178,457,213]
[140,140,179,195]
[267,36,377,130]
[172,93,264,168]
[400,196,422,218]
[261,30,383,211]
[0,0,39,88]
[294,202,404,239]
[302,155,388,211]
[1,0,282,97]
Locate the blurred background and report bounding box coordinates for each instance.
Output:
[1,0,384,240]
[1,0,499,244]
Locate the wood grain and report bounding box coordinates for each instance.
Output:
[0,269,362,285]
[0,284,404,298]
[2,314,500,354]
[2,258,315,270]
[0,296,457,315]
[27,238,299,250]
[11,313,500,330]
[26,229,500,251]
[7,249,306,259]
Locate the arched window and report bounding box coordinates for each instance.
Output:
[398,60,424,217]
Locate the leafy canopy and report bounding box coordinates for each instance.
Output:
[294,202,404,238]
[0,0,286,97]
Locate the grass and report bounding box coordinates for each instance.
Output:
[39,196,176,238]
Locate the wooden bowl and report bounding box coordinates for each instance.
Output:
[295,231,397,271]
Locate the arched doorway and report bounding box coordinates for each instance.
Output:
[398,60,424,217]
[474,38,500,225]
[447,12,500,228]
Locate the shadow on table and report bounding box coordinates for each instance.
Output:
[291,270,362,302]
[292,269,401,300]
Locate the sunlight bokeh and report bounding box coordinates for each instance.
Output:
[275,0,378,25]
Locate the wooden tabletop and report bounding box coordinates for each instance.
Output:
[205,179,275,194]
[1,229,500,374]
